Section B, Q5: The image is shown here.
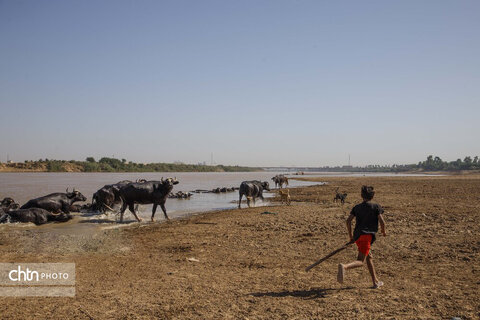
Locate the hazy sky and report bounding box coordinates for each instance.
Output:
[1,1,478,167]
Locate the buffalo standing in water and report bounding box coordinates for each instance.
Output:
[238,180,270,208]
[21,189,87,213]
[117,178,179,222]
[271,175,289,189]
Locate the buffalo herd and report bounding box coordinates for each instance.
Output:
[0,174,301,226]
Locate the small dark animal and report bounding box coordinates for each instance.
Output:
[118,177,179,222]
[21,189,87,213]
[1,208,72,225]
[238,180,270,208]
[333,188,347,204]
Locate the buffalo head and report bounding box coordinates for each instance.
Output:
[1,197,15,207]
[66,188,87,202]
[262,181,270,191]
[161,177,179,186]
[1,197,20,211]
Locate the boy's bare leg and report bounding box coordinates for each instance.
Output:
[338,252,365,283]
[340,252,382,285]
[343,252,367,270]
[366,253,380,286]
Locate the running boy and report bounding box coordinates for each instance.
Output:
[337,185,386,288]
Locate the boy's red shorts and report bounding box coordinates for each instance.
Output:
[355,234,372,256]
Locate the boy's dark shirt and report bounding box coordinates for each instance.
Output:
[351,201,384,243]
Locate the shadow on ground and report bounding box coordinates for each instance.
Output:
[250,287,353,300]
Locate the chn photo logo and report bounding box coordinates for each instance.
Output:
[0,263,75,297]
[8,265,70,282]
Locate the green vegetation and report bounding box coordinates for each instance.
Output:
[15,157,262,173]
[310,155,480,173]
[417,155,480,171]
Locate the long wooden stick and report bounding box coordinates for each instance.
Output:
[305,241,354,272]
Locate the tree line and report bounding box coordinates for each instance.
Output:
[290,155,480,173]
[5,155,479,173]
[416,155,480,171]
[16,157,261,173]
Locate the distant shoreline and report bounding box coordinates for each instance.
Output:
[0,159,262,173]
[1,155,479,174]
[1,167,478,176]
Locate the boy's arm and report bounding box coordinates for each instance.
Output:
[346,214,354,242]
[379,213,386,236]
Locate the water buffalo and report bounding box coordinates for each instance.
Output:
[238,180,270,208]
[271,175,289,189]
[0,208,72,225]
[118,178,179,222]
[20,189,87,213]
[92,180,132,212]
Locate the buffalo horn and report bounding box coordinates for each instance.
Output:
[103,203,115,212]
[66,188,69,193]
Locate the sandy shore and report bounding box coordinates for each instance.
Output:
[0,175,479,319]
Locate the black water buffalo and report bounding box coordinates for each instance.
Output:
[238,180,270,208]
[271,175,289,189]
[92,180,132,212]
[20,189,87,213]
[118,178,179,222]
[0,208,72,225]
